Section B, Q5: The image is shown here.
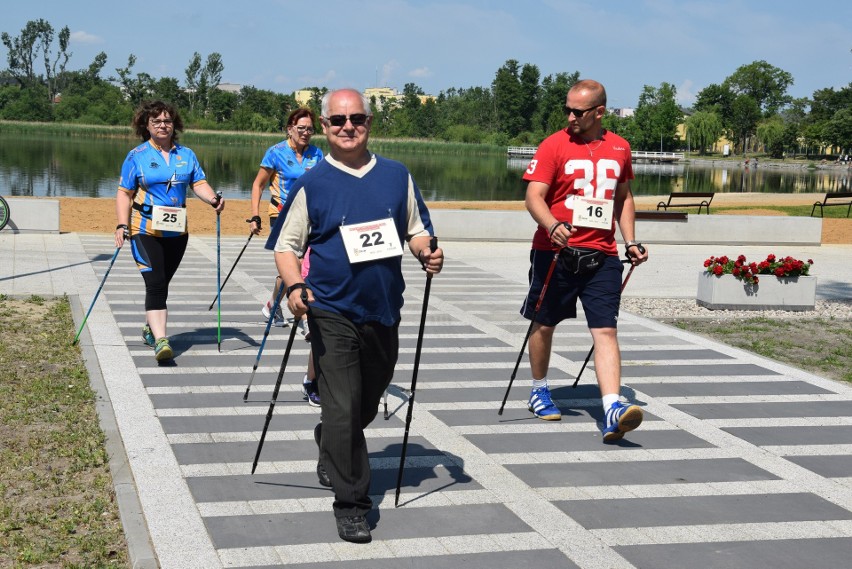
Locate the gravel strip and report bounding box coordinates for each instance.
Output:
[621,298,852,321]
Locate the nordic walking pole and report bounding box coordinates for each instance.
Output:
[252,289,305,475]
[215,193,222,353]
[244,280,287,400]
[208,229,253,311]
[395,236,438,507]
[497,247,561,415]
[572,246,645,388]
[73,238,124,345]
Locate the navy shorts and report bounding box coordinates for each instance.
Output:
[520,249,624,328]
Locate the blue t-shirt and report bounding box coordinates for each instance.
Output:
[259,142,323,217]
[118,140,206,237]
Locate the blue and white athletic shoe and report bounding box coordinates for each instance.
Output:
[603,401,643,442]
[528,386,562,421]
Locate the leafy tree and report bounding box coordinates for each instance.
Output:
[729,94,761,153]
[631,83,682,151]
[535,71,579,134]
[685,110,724,155]
[723,60,793,117]
[518,63,540,133]
[823,108,852,154]
[756,116,786,158]
[149,77,188,108]
[492,59,524,137]
[114,54,152,107]
[185,52,202,114]
[1,19,71,104]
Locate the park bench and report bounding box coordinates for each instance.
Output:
[656,192,714,214]
[810,191,852,218]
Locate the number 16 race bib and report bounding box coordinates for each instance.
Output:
[572,195,613,230]
[339,218,403,264]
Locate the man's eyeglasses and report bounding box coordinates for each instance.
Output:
[563,105,600,118]
[325,113,369,127]
[292,125,315,134]
[150,119,174,127]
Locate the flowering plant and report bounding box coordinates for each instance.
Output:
[703,253,813,285]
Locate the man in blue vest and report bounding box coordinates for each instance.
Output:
[273,88,443,543]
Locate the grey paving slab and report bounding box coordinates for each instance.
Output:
[559,493,852,529]
[237,550,577,569]
[557,348,735,361]
[507,458,779,488]
[621,363,782,377]
[675,400,852,420]
[615,538,852,569]
[160,414,330,434]
[465,430,714,453]
[785,455,852,478]
[206,503,531,548]
[189,464,477,503]
[723,426,852,446]
[639,380,834,398]
[431,405,663,427]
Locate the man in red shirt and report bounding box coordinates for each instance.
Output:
[522,79,649,442]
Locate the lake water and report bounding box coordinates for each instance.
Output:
[1,132,849,200]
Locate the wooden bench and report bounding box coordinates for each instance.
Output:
[656,192,714,214]
[810,191,852,217]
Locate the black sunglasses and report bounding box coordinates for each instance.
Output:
[326,113,369,127]
[563,105,600,118]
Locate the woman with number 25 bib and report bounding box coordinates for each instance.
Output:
[114,100,225,362]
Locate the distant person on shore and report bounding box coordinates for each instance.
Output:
[273,88,443,543]
[521,79,648,442]
[250,108,324,404]
[114,100,225,361]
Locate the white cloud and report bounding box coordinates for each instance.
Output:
[408,67,432,79]
[69,31,103,44]
[676,79,697,106]
[380,60,398,88]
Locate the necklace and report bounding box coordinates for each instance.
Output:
[582,134,604,158]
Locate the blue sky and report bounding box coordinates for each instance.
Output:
[3,0,850,109]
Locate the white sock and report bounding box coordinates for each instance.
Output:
[303,373,310,385]
[602,393,619,411]
[532,378,548,389]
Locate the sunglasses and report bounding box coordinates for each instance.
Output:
[325,113,369,127]
[563,105,599,118]
[292,125,314,134]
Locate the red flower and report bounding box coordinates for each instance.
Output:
[713,265,723,275]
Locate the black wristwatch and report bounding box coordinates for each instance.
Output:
[285,282,307,297]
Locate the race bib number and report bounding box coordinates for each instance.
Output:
[572,196,613,229]
[151,205,187,232]
[339,218,403,264]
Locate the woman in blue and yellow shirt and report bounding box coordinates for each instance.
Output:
[114,100,225,361]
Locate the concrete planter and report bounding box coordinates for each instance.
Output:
[696,272,816,311]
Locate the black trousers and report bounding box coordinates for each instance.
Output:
[309,307,399,518]
[131,233,188,311]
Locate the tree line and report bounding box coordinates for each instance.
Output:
[2,19,850,157]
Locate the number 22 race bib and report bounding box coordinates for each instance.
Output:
[339,218,403,264]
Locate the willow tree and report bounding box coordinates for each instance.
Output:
[685,110,724,155]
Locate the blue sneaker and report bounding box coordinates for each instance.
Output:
[528,386,561,421]
[302,375,320,407]
[603,401,643,442]
[142,324,155,348]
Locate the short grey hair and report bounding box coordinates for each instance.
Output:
[321,89,373,118]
